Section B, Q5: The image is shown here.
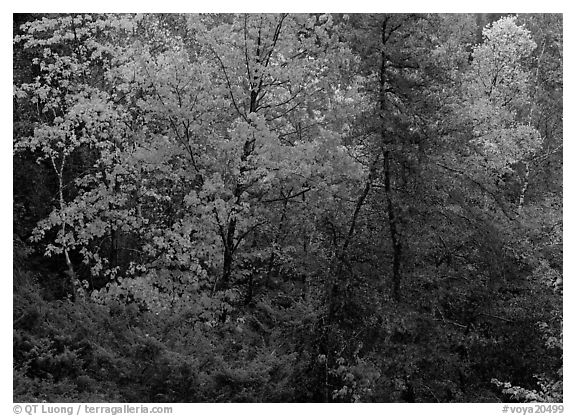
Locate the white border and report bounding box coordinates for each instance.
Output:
[3,3,571,413]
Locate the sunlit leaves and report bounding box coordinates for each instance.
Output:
[468,16,536,107]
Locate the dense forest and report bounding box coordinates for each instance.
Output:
[13,13,562,403]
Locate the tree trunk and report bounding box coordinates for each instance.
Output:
[518,161,530,211]
[380,19,403,301]
[53,154,84,301]
[327,155,379,321]
[218,15,286,291]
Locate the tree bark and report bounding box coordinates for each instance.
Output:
[219,20,264,290]
[52,154,84,301]
[518,161,530,211]
[327,155,379,321]
[380,19,403,301]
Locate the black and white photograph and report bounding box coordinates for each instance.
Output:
[12,10,564,407]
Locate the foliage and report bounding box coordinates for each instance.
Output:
[13,13,562,403]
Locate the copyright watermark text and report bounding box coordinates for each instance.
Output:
[13,405,173,416]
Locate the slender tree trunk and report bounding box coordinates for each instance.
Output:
[221,218,237,289]
[265,192,289,286]
[110,177,122,271]
[220,38,260,290]
[383,150,402,300]
[518,161,530,211]
[380,19,403,301]
[219,15,286,291]
[52,155,84,301]
[327,156,379,321]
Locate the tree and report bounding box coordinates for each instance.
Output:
[13,13,562,403]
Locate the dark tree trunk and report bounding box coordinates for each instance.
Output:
[380,18,403,301]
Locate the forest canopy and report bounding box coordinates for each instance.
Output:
[13,13,562,403]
